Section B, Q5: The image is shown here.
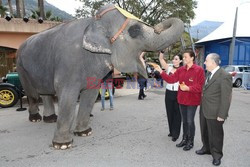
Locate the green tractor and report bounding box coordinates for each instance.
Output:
[0,72,24,108]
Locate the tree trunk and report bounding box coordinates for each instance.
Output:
[0,0,2,7]
[16,0,21,18]
[20,0,25,17]
[8,0,14,16]
[38,0,45,19]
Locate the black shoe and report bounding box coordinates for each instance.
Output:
[212,159,221,166]
[172,137,178,142]
[195,149,211,155]
[143,94,147,98]
[168,133,172,137]
[183,143,193,151]
[90,114,93,117]
[183,137,193,151]
[176,136,187,147]
[138,96,144,100]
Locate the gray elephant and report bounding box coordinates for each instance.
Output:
[16,4,184,149]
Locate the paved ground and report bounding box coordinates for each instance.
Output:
[0,81,250,167]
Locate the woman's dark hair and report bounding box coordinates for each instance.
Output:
[174,54,183,66]
[183,48,195,61]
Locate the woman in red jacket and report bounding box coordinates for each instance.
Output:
[155,49,205,151]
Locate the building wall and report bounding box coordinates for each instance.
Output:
[201,37,250,66]
[0,18,62,77]
[0,32,35,49]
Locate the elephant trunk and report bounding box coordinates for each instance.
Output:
[143,18,184,51]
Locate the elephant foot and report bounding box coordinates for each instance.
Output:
[74,127,92,137]
[43,114,57,123]
[52,140,73,150]
[29,113,42,122]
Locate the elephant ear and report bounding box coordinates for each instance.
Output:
[82,21,112,54]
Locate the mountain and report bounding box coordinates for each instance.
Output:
[189,21,223,40]
[2,0,73,20]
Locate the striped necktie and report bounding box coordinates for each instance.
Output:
[206,72,212,85]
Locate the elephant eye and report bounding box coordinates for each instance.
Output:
[128,24,142,38]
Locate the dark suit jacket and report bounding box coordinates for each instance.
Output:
[201,68,232,119]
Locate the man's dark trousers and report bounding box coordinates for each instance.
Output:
[200,109,224,160]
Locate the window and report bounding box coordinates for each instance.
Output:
[244,67,250,72]
[223,66,235,72]
[238,67,244,72]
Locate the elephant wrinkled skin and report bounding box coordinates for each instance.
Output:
[16,4,184,149]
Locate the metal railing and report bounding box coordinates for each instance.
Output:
[242,70,250,90]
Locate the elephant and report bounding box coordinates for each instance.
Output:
[16,4,184,149]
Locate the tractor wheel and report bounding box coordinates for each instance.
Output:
[0,86,19,108]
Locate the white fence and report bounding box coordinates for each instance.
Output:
[242,71,250,90]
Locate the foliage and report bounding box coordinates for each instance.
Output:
[31,9,39,19]
[50,16,62,22]
[31,9,62,21]
[75,0,197,25]
[0,5,7,17]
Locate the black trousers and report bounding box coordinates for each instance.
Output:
[165,89,181,138]
[139,89,145,97]
[138,78,147,97]
[200,109,224,160]
[179,104,197,138]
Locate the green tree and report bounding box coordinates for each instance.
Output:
[31,9,40,19]
[20,0,26,17]
[7,0,14,16]
[16,0,21,17]
[75,0,197,25]
[38,0,45,19]
[50,16,62,22]
[0,5,7,17]
[31,9,62,22]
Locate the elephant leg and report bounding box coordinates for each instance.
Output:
[52,87,79,150]
[41,95,57,123]
[17,65,41,122]
[28,96,42,122]
[74,88,99,136]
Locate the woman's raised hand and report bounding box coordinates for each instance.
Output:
[154,65,163,74]
[159,52,164,60]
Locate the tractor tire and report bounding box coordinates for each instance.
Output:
[0,86,19,108]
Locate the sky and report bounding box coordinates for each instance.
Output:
[46,0,82,15]
[46,0,249,25]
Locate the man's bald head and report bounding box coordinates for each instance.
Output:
[207,53,221,66]
[204,53,221,72]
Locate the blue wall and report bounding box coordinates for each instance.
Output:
[199,37,250,66]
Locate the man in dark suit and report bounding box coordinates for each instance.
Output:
[196,53,232,166]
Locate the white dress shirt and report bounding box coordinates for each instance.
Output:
[165,66,179,91]
[209,66,220,80]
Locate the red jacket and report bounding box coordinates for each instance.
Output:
[160,64,205,106]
